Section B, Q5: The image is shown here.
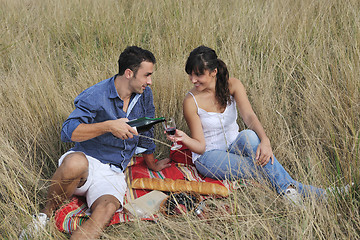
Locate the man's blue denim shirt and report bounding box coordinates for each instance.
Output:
[61,75,156,171]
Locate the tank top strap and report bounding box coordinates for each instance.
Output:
[188,92,199,109]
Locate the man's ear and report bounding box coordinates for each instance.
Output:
[124,68,134,79]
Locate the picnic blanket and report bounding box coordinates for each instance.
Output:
[54,144,234,234]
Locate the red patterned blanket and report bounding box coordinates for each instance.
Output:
[54,145,233,234]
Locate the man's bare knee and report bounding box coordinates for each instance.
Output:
[91,195,121,217]
[58,152,89,179]
[70,196,120,240]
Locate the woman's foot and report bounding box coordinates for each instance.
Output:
[284,188,303,206]
[327,182,354,195]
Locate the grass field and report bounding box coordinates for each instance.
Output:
[1,0,360,239]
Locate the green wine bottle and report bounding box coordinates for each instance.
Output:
[127,117,166,133]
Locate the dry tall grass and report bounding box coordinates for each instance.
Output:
[1,0,359,239]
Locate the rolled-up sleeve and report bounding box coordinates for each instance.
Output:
[61,98,97,142]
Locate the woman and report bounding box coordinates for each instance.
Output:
[171,46,325,204]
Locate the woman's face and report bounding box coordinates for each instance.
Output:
[188,69,217,91]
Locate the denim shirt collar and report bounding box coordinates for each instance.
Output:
[108,75,120,99]
[108,75,142,117]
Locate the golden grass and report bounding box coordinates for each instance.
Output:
[1,0,360,238]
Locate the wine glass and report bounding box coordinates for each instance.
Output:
[162,118,182,150]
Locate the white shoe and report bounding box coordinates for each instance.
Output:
[284,188,303,206]
[19,213,49,240]
[327,182,354,195]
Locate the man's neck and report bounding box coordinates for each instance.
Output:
[114,75,132,101]
[114,74,134,112]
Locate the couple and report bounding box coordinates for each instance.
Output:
[20,46,326,239]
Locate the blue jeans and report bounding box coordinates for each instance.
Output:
[195,130,325,198]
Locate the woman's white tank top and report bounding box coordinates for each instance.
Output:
[188,92,239,162]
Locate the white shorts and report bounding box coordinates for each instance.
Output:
[58,151,127,211]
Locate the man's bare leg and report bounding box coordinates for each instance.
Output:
[41,152,89,216]
[70,195,121,240]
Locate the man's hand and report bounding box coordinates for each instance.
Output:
[108,118,138,139]
[143,153,171,172]
[153,158,171,172]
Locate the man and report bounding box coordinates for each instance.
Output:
[20,46,171,239]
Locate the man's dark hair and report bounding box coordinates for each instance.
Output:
[118,46,156,76]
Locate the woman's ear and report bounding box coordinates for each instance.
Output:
[211,68,218,77]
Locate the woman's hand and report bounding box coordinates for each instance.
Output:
[255,139,274,167]
[165,129,188,143]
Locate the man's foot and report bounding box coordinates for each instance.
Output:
[19,213,49,240]
[284,188,303,206]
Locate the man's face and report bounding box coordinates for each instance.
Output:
[129,61,154,94]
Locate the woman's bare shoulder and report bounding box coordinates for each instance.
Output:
[183,90,197,107]
[228,77,245,95]
[228,77,243,85]
[184,90,194,101]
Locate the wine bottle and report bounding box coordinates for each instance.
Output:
[127,117,166,133]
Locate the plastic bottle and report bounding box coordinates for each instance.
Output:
[127,117,166,133]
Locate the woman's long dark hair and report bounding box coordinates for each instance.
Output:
[185,46,230,108]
